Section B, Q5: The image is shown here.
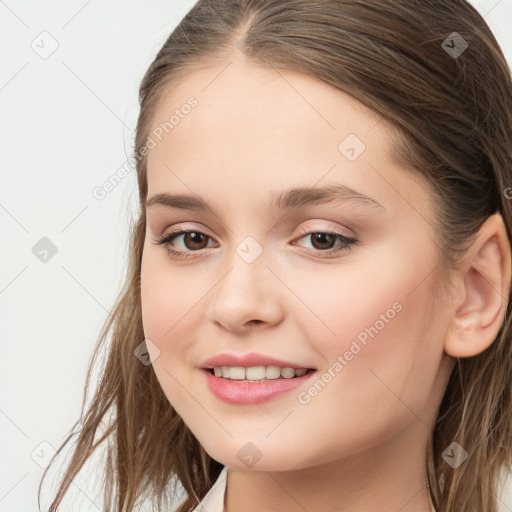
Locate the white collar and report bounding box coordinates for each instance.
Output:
[191,466,228,512]
[190,467,436,511]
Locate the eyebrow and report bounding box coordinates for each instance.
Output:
[146,183,385,212]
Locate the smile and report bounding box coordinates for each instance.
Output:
[202,367,317,404]
[211,365,312,380]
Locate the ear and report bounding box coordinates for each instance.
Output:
[444,213,512,358]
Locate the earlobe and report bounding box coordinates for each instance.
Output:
[444,213,512,358]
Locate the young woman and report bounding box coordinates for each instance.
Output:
[40,1,512,511]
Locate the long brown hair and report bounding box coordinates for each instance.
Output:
[39,1,512,510]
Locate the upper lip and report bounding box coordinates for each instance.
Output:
[200,352,316,370]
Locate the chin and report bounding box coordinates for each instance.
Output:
[202,441,319,472]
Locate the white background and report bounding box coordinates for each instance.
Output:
[1,1,512,511]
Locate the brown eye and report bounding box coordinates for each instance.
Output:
[308,233,337,250]
[293,229,357,258]
[181,232,209,250]
[153,229,220,260]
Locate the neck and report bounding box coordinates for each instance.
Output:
[224,418,435,512]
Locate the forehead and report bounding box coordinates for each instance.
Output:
[149,59,386,155]
[145,59,432,220]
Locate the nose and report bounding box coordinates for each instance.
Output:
[205,255,285,333]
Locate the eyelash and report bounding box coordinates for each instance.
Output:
[152,226,357,260]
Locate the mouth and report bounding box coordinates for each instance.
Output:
[202,365,317,404]
[205,366,317,381]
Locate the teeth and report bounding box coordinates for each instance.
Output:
[211,365,310,380]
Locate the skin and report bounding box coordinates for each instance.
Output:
[140,51,511,512]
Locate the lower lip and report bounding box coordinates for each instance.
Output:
[202,369,316,404]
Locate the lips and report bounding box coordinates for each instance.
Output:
[200,352,316,370]
[202,365,317,404]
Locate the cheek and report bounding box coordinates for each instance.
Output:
[140,246,206,347]
[140,247,227,410]
[290,251,433,358]
[140,256,205,413]
[289,247,441,426]
[141,275,192,346]
[140,256,200,407]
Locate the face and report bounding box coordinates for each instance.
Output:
[140,57,453,471]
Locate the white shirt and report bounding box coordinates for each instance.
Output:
[189,466,436,512]
[191,466,229,512]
